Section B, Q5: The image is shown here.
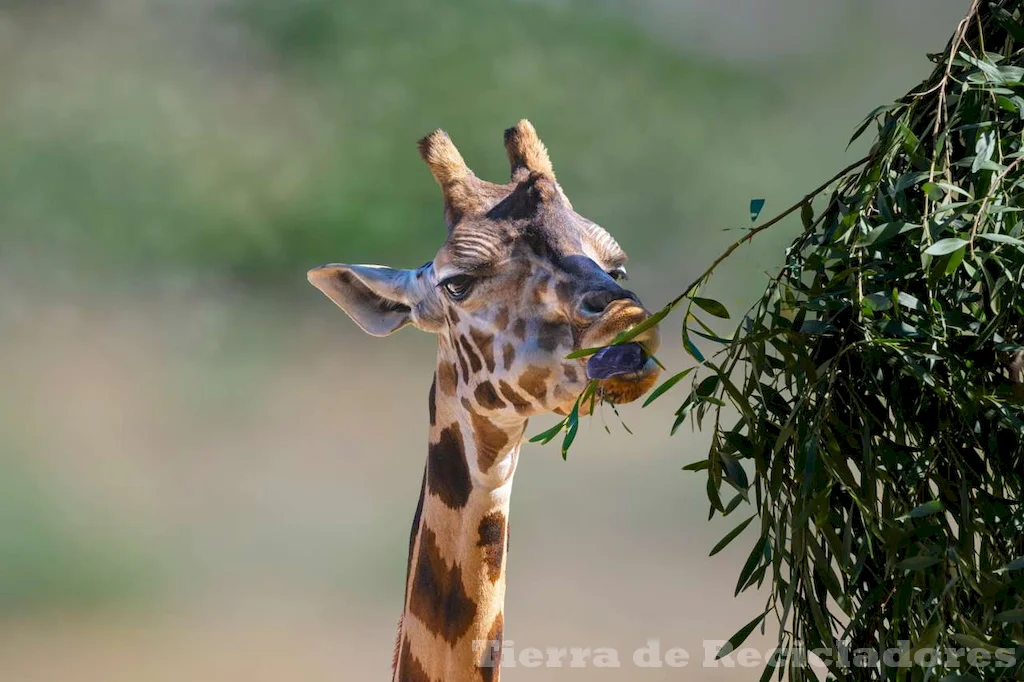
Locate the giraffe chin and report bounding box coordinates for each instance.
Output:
[595,357,662,405]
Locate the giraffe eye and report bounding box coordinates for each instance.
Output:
[608,267,628,282]
[440,275,475,301]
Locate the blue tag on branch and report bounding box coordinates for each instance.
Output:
[750,198,766,222]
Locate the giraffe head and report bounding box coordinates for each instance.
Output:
[309,120,661,419]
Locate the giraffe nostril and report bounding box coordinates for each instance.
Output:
[577,288,637,319]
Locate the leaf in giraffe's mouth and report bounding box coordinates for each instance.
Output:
[585,343,647,380]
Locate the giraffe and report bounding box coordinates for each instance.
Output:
[308,120,662,682]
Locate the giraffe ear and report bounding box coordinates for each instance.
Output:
[307,263,443,336]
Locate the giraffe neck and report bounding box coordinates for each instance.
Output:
[393,356,525,682]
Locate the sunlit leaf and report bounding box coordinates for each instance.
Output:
[692,297,731,319]
[529,419,566,445]
[924,237,968,256]
[897,499,944,521]
[643,368,693,407]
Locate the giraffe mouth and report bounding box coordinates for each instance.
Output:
[575,305,662,404]
[585,343,661,404]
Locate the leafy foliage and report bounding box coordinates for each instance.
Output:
[676,3,1024,679]
[545,2,1024,678]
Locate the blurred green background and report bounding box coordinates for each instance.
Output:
[0,1,966,679]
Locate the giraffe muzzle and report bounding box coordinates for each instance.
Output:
[577,300,662,404]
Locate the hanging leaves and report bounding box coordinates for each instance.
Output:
[533,8,1023,680]
[678,3,1024,680]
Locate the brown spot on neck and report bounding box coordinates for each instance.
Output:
[409,526,478,644]
[518,366,551,402]
[479,612,504,682]
[396,635,432,682]
[477,511,507,583]
[455,338,471,381]
[427,424,471,510]
[497,381,533,414]
[502,343,515,371]
[512,318,527,340]
[494,307,510,329]
[459,335,484,374]
[562,363,578,383]
[553,385,576,403]
[428,377,437,426]
[471,412,510,472]
[469,327,496,373]
[474,381,506,411]
[437,360,458,396]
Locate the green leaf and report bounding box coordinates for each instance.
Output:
[688,326,734,345]
[735,539,768,596]
[800,201,814,230]
[642,368,693,407]
[996,556,1024,574]
[972,130,996,173]
[682,458,709,472]
[897,555,942,571]
[857,221,918,247]
[723,492,745,515]
[911,619,940,653]
[944,243,966,276]
[995,608,1024,623]
[977,232,1024,247]
[715,611,767,659]
[995,7,1024,43]
[609,306,671,346]
[951,633,997,653]
[720,452,749,490]
[692,297,730,319]
[862,292,892,312]
[897,499,943,521]
[683,330,706,363]
[695,375,720,397]
[565,347,602,359]
[710,515,755,557]
[716,370,754,422]
[878,320,920,337]
[529,419,566,444]
[561,400,580,460]
[923,238,968,256]
[896,291,925,312]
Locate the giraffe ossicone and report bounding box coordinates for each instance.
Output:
[309,120,662,682]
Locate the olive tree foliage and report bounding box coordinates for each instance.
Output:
[540,2,1024,679]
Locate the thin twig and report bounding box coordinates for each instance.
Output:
[925,0,981,225]
[656,155,872,317]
